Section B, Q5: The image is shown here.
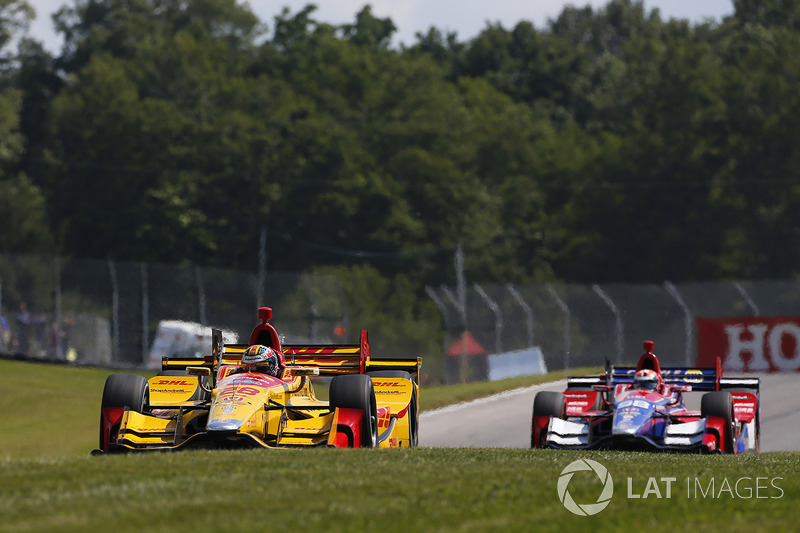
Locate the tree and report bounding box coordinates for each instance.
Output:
[0,0,53,254]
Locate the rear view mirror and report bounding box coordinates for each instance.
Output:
[187,367,211,377]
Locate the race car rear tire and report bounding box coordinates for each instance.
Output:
[531,391,565,448]
[99,374,149,450]
[701,391,735,453]
[330,374,378,448]
[367,371,418,447]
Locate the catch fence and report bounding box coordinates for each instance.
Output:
[1,253,797,384]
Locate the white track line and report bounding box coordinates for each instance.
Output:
[421,379,567,418]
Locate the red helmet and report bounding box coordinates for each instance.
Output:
[242,345,284,377]
[634,369,661,391]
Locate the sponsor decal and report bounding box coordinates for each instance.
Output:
[697,316,800,372]
[683,369,704,384]
[219,396,246,402]
[374,380,405,387]
[153,379,194,386]
[219,385,262,397]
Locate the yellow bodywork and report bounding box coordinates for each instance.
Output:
[103,329,421,452]
[372,377,416,448]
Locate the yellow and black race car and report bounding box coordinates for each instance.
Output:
[95,307,420,453]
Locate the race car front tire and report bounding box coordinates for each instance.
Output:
[531,391,565,448]
[330,374,378,448]
[701,391,735,453]
[99,374,149,450]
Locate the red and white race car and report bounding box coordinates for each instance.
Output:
[531,341,760,453]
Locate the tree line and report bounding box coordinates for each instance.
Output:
[1,0,799,338]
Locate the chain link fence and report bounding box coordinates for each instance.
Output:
[426,280,800,382]
[0,254,348,368]
[3,253,799,384]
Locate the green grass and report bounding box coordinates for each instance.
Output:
[1,449,797,532]
[1,359,797,532]
[0,360,151,460]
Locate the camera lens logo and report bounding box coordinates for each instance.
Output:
[557,459,614,516]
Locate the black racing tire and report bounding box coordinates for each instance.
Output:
[531,391,565,448]
[367,371,418,447]
[533,391,566,418]
[701,391,735,453]
[330,374,378,448]
[99,374,149,450]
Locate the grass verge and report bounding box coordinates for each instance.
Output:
[1,448,797,532]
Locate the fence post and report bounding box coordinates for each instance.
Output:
[54,258,62,360]
[425,285,452,338]
[258,227,267,307]
[304,275,319,343]
[546,283,570,369]
[108,260,119,363]
[734,281,760,315]
[426,286,452,381]
[664,281,692,366]
[474,284,502,354]
[442,285,468,383]
[592,284,624,364]
[196,266,206,326]
[507,284,534,347]
[141,263,149,363]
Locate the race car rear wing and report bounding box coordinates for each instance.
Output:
[160,328,421,379]
[567,358,759,393]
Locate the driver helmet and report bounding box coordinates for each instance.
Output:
[634,368,660,391]
[242,345,284,377]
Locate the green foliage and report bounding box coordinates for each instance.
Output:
[1,0,799,317]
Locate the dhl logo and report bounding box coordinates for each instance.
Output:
[153,379,193,386]
[373,381,404,387]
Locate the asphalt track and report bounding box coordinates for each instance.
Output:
[419,373,800,451]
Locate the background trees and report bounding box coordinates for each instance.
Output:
[1,0,798,303]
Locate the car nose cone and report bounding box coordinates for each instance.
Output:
[207,418,242,432]
[613,424,638,436]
